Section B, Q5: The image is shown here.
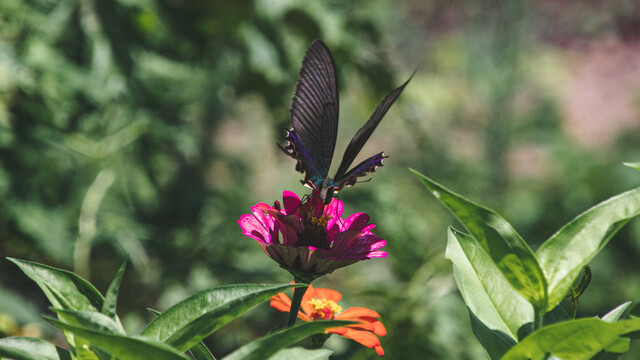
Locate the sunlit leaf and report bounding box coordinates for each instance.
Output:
[142,283,300,352]
[602,302,632,323]
[189,342,216,360]
[502,318,640,360]
[623,162,640,171]
[270,347,333,360]
[468,309,516,360]
[222,320,353,360]
[102,258,128,320]
[7,258,103,312]
[51,308,125,335]
[0,337,71,360]
[536,186,640,311]
[148,308,215,359]
[411,169,548,310]
[446,228,533,341]
[46,317,188,360]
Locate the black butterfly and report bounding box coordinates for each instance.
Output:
[279,40,413,204]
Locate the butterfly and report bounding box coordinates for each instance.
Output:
[279,40,413,204]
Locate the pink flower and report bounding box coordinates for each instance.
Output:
[238,191,387,282]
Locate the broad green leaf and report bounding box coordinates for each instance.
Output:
[602,302,632,323]
[222,320,353,360]
[142,283,299,352]
[604,338,630,354]
[502,318,640,360]
[623,162,640,171]
[446,228,533,340]
[51,308,125,335]
[468,309,516,360]
[270,347,333,360]
[7,258,105,354]
[536,186,640,311]
[592,302,635,359]
[0,337,71,360]
[102,258,128,320]
[411,170,547,310]
[148,308,216,359]
[46,317,189,360]
[7,258,103,312]
[189,342,216,360]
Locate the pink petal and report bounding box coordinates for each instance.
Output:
[282,191,301,214]
[238,214,272,244]
[366,251,388,258]
[344,213,371,232]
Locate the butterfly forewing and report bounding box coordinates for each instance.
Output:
[289,40,339,179]
[333,72,414,182]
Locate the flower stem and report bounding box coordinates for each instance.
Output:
[533,308,543,331]
[287,278,309,328]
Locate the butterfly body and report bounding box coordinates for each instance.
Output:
[280,40,412,204]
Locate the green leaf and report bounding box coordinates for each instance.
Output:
[446,228,533,341]
[468,309,516,360]
[502,318,640,360]
[46,317,189,360]
[623,162,640,171]
[411,169,548,310]
[102,257,128,320]
[0,337,71,360]
[270,347,333,360]
[222,320,354,360]
[189,342,216,360]
[602,302,632,323]
[536,186,640,311]
[51,308,125,335]
[7,258,103,312]
[148,308,215,359]
[142,283,299,352]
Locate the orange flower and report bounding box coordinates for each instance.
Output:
[270,285,386,357]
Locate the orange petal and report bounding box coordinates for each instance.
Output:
[374,344,384,357]
[270,291,311,322]
[328,327,384,356]
[299,286,317,317]
[369,320,387,337]
[270,293,292,312]
[313,287,342,303]
[338,306,380,319]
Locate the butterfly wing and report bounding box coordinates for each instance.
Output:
[333,152,388,191]
[332,72,414,185]
[279,107,336,188]
[281,40,339,186]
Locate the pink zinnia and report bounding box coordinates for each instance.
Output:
[238,191,387,282]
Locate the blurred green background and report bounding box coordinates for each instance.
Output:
[1,0,640,358]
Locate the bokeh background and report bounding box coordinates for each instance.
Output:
[1,0,640,358]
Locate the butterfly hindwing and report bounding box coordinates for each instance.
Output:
[333,72,414,182]
[278,128,322,187]
[288,40,339,180]
[334,152,387,190]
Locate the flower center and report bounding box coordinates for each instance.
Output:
[295,213,331,250]
[308,297,342,320]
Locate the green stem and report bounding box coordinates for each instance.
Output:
[533,308,543,331]
[287,278,309,328]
